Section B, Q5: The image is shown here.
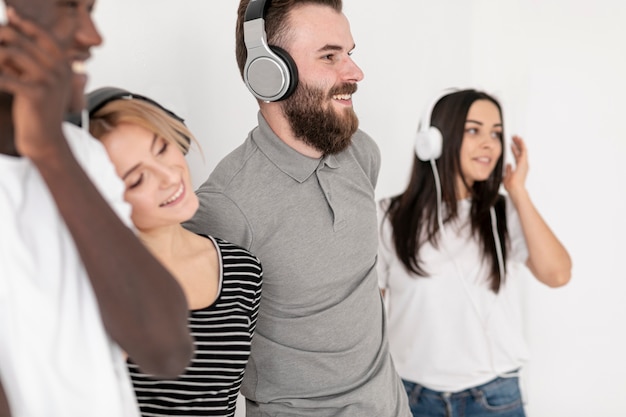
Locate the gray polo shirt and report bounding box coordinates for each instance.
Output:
[185,113,409,417]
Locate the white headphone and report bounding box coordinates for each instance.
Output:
[414,88,460,161]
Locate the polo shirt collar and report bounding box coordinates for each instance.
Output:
[253,112,339,183]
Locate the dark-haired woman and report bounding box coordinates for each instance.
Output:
[377,89,571,417]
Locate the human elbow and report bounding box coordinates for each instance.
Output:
[544,267,572,288]
[138,335,194,378]
[530,257,572,288]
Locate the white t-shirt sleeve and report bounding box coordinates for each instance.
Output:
[505,194,529,263]
[376,198,393,290]
[62,122,133,229]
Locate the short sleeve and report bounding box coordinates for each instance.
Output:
[184,190,254,251]
[505,195,529,263]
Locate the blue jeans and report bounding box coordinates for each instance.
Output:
[402,376,526,417]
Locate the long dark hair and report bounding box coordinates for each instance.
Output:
[384,89,508,292]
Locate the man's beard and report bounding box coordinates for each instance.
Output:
[282,82,359,155]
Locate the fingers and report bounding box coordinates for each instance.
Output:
[0,7,63,83]
[0,41,58,86]
[6,7,63,61]
[0,6,71,152]
[511,135,525,150]
[508,135,530,186]
[509,135,527,162]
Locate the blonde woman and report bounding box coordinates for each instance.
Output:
[87,87,263,417]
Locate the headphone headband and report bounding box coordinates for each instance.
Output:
[418,88,459,135]
[244,0,268,22]
[83,86,191,154]
[86,87,185,124]
[414,88,460,161]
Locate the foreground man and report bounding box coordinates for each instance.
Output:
[0,1,193,415]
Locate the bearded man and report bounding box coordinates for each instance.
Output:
[185,1,410,416]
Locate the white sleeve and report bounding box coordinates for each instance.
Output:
[376,198,393,290]
[62,123,134,229]
[505,194,529,263]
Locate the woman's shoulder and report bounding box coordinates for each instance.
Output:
[208,236,262,274]
[209,235,253,253]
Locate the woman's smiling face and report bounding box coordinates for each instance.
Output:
[99,122,198,231]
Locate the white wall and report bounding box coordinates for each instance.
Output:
[89,1,626,416]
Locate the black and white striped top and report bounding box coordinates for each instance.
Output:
[127,236,263,417]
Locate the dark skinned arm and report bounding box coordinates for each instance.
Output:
[0,10,192,377]
[33,134,193,377]
[0,379,10,417]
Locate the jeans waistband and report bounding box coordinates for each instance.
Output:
[404,371,520,399]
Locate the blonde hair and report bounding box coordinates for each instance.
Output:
[89,98,197,155]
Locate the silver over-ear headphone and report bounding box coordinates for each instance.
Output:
[414,88,459,161]
[243,0,298,102]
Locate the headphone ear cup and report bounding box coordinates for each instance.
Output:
[245,45,298,102]
[414,126,443,161]
[269,46,298,100]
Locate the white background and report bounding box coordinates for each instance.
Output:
[89,1,626,416]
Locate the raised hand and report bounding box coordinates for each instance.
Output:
[0,6,71,160]
[502,135,529,198]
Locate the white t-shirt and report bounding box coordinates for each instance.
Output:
[377,196,530,392]
[0,123,139,417]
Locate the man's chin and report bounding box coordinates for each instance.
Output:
[335,106,358,123]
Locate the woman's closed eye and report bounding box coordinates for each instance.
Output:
[128,173,144,190]
[157,139,169,155]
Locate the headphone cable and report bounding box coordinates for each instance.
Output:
[429,159,520,381]
[81,108,89,133]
